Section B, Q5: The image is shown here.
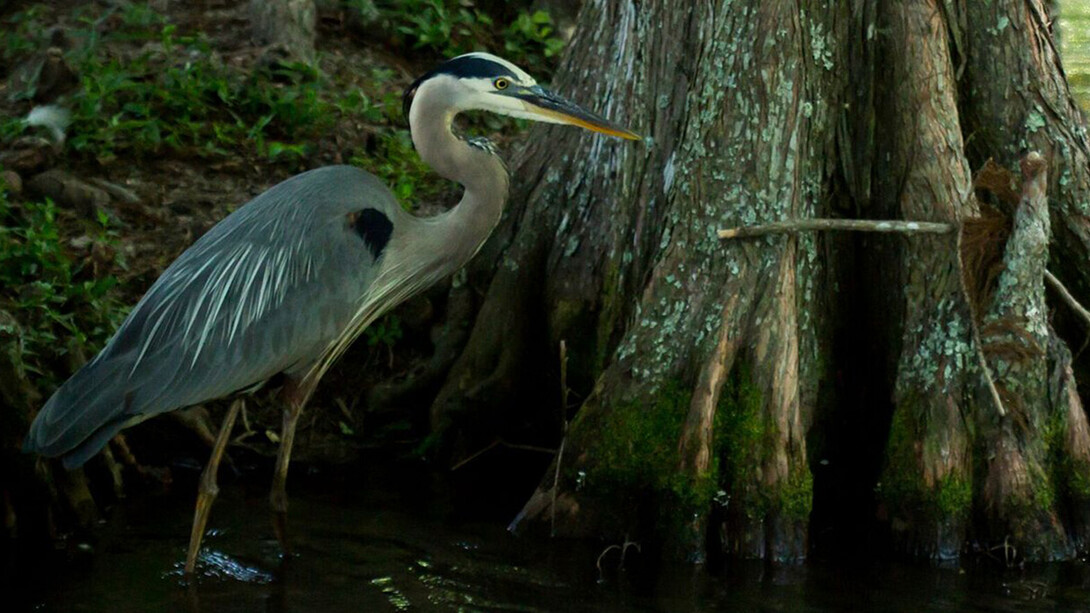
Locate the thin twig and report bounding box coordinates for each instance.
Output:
[502,442,557,454]
[551,340,570,537]
[450,439,557,472]
[955,208,1008,418]
[1045,270,1090,331]
[717,218,954,239]
[596,544,621,581]
[450,439,500,471]
[595,536,642,582]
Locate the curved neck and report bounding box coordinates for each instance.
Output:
[409,92,509,262]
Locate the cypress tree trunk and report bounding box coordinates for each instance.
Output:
[874,0,1090,562]
[435,0,845,563]
[430,0,1090,563]
[869,0,978,562]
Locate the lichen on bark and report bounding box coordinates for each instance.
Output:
[489,0,841,564]
[426,0,1090,565]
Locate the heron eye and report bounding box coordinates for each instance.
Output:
[493,77,510,90]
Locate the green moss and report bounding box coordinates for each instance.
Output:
[583,379,726,533]
[549,299,583,341]
[880,402,972,521]
[778,467,814,520]
[594,380,692,491]
[936,473,972,518]
[880,402,920,506]
[716,364,765,514]
[1032,471,1056,513]
[583,362,813,535]
[712,364,813,520]
[1043,402,1090,504]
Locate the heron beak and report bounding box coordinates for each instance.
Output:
[511,85,641,140]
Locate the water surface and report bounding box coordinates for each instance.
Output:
[13,468,1090,613]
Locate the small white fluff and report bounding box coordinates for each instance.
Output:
[26,104,71,144]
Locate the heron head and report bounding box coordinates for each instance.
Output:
[403,52,640,140]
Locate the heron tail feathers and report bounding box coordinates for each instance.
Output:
[23,356,135,468]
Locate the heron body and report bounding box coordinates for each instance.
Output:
[27,167,396,467]
[23,52,638,573]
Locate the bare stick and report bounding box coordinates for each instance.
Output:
[1045,270,1090,331]
[551,340,569,537]
[718,218,953,239]
[449,439,557,472]
[955,211,1008,418]
[450,439,501,472]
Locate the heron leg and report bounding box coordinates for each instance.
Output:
[270,394,305,555]
[184,398,243,575]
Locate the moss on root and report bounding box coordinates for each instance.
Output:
[880,403,972,523]
[566,378,721,544]
[716,364,813,521]
[571,363,814,549]
[1045,406,1090,503]
[592,380,699,495]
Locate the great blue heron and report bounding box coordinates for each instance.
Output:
[23,52,638,574]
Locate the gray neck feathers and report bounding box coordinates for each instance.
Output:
[409,84,509,267]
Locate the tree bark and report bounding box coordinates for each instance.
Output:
[437,0,843,563]
[872,0,1090,562]
[249,0,317,62]
[428,0,1090,563]
[870,0,979,562]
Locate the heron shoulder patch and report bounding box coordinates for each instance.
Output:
[350,208,393,259]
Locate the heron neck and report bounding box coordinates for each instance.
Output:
[409,103,509,258]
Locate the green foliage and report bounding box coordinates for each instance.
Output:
[2,4,354,165]
[379,0,494,56]
[341,71,447,210]
[365,314,403,350]
[353,129,441,209]
[373,1,565,75]
[0,184,128,390]
[502,10,565,69]
[0,0,567,401]
[66,39,337,163]
[0,4,51,62]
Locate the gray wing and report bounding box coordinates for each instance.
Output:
[24,166,399,468]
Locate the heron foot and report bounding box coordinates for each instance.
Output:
[183,399,242,576]
[185,489,217,574]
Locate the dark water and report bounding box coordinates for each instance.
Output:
[11,462,1090,613]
